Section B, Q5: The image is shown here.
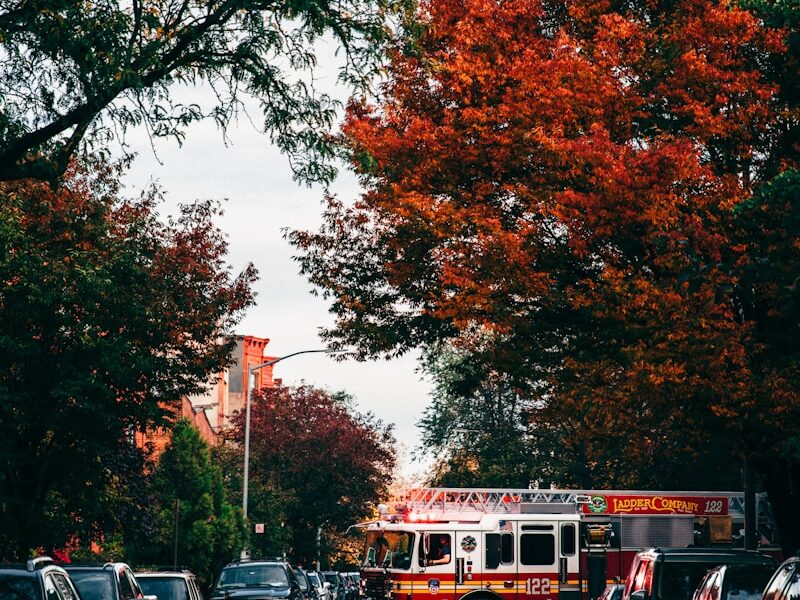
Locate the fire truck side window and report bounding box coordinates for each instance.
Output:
[561,524,576,556]
[520,534,555,566]
[485,533,514,568]
[419,534,452,566]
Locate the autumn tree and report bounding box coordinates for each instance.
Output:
[228,384,395,566]
[0,0,410,184]
[0,161,256,560]
[292,0,800,551]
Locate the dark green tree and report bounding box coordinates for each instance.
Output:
[127,420,244,586]
[417,343,537,488]
[0,0,411,184]
[0,161,256,560]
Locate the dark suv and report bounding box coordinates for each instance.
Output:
[65,563,152,600]
[622,548,776,600]
[211,559,301,600]
[0,557,82,600]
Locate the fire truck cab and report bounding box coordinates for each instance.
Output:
[361,510,581,600]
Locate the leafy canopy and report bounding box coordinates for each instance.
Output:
[292,0,800,551]
[0,0,411,184]
[0,161,256,559]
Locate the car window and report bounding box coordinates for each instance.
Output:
[0,575,41,600]
[124,570,143,599]
[218,566,290,588]
[52,575,78,600]
[139,578,190,600]
[69,571,115,600]
[44,576,62,600]
[117,571,135,600]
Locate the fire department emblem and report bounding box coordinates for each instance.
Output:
[460,535,477,553]
[428,579,441,594]
[588,496,608,513]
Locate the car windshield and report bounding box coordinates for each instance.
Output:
[307,573,320,588]
[724,566,776,600]
[69,571,115,600]
[362,531,415,570]
[217,565,289,589]
[322,575,338,589]
[0,575,41,600]
[138,578,189,600]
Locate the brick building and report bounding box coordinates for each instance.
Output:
[189,334,278,434]
[137,334,277,454]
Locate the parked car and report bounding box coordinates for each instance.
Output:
[0,557,83,600]
[211,558,301,600]
[598,583,625,600]
[137,569,204,600]
[692,563,777,600]
[305,571,329,600]
[761,554,800,600]
[66,563,153,600]
[320,573,341,600]
[622,548,776,600]
[291,568,317,600]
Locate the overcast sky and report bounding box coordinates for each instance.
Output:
[120,77,433,479]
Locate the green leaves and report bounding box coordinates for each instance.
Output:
[0,0,408,184]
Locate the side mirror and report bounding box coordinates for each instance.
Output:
[631,591,649,600]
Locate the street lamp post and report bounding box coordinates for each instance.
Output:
[241,349,343,520]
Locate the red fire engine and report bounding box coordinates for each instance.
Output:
[357,488,776,600]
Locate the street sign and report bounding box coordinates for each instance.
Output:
[255,523,265,534]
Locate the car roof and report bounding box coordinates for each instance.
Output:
[0,565,66,577]
[224,559,287,567]
[64,564,127,571]
[1,558,70,576]
[638,548,775,565]
[137,573,195,579]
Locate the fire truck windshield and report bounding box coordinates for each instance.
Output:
[363,531,415,570]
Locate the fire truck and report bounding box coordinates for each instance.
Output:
[357,488,776,600]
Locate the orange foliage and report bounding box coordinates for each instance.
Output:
[294,0,793,489]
